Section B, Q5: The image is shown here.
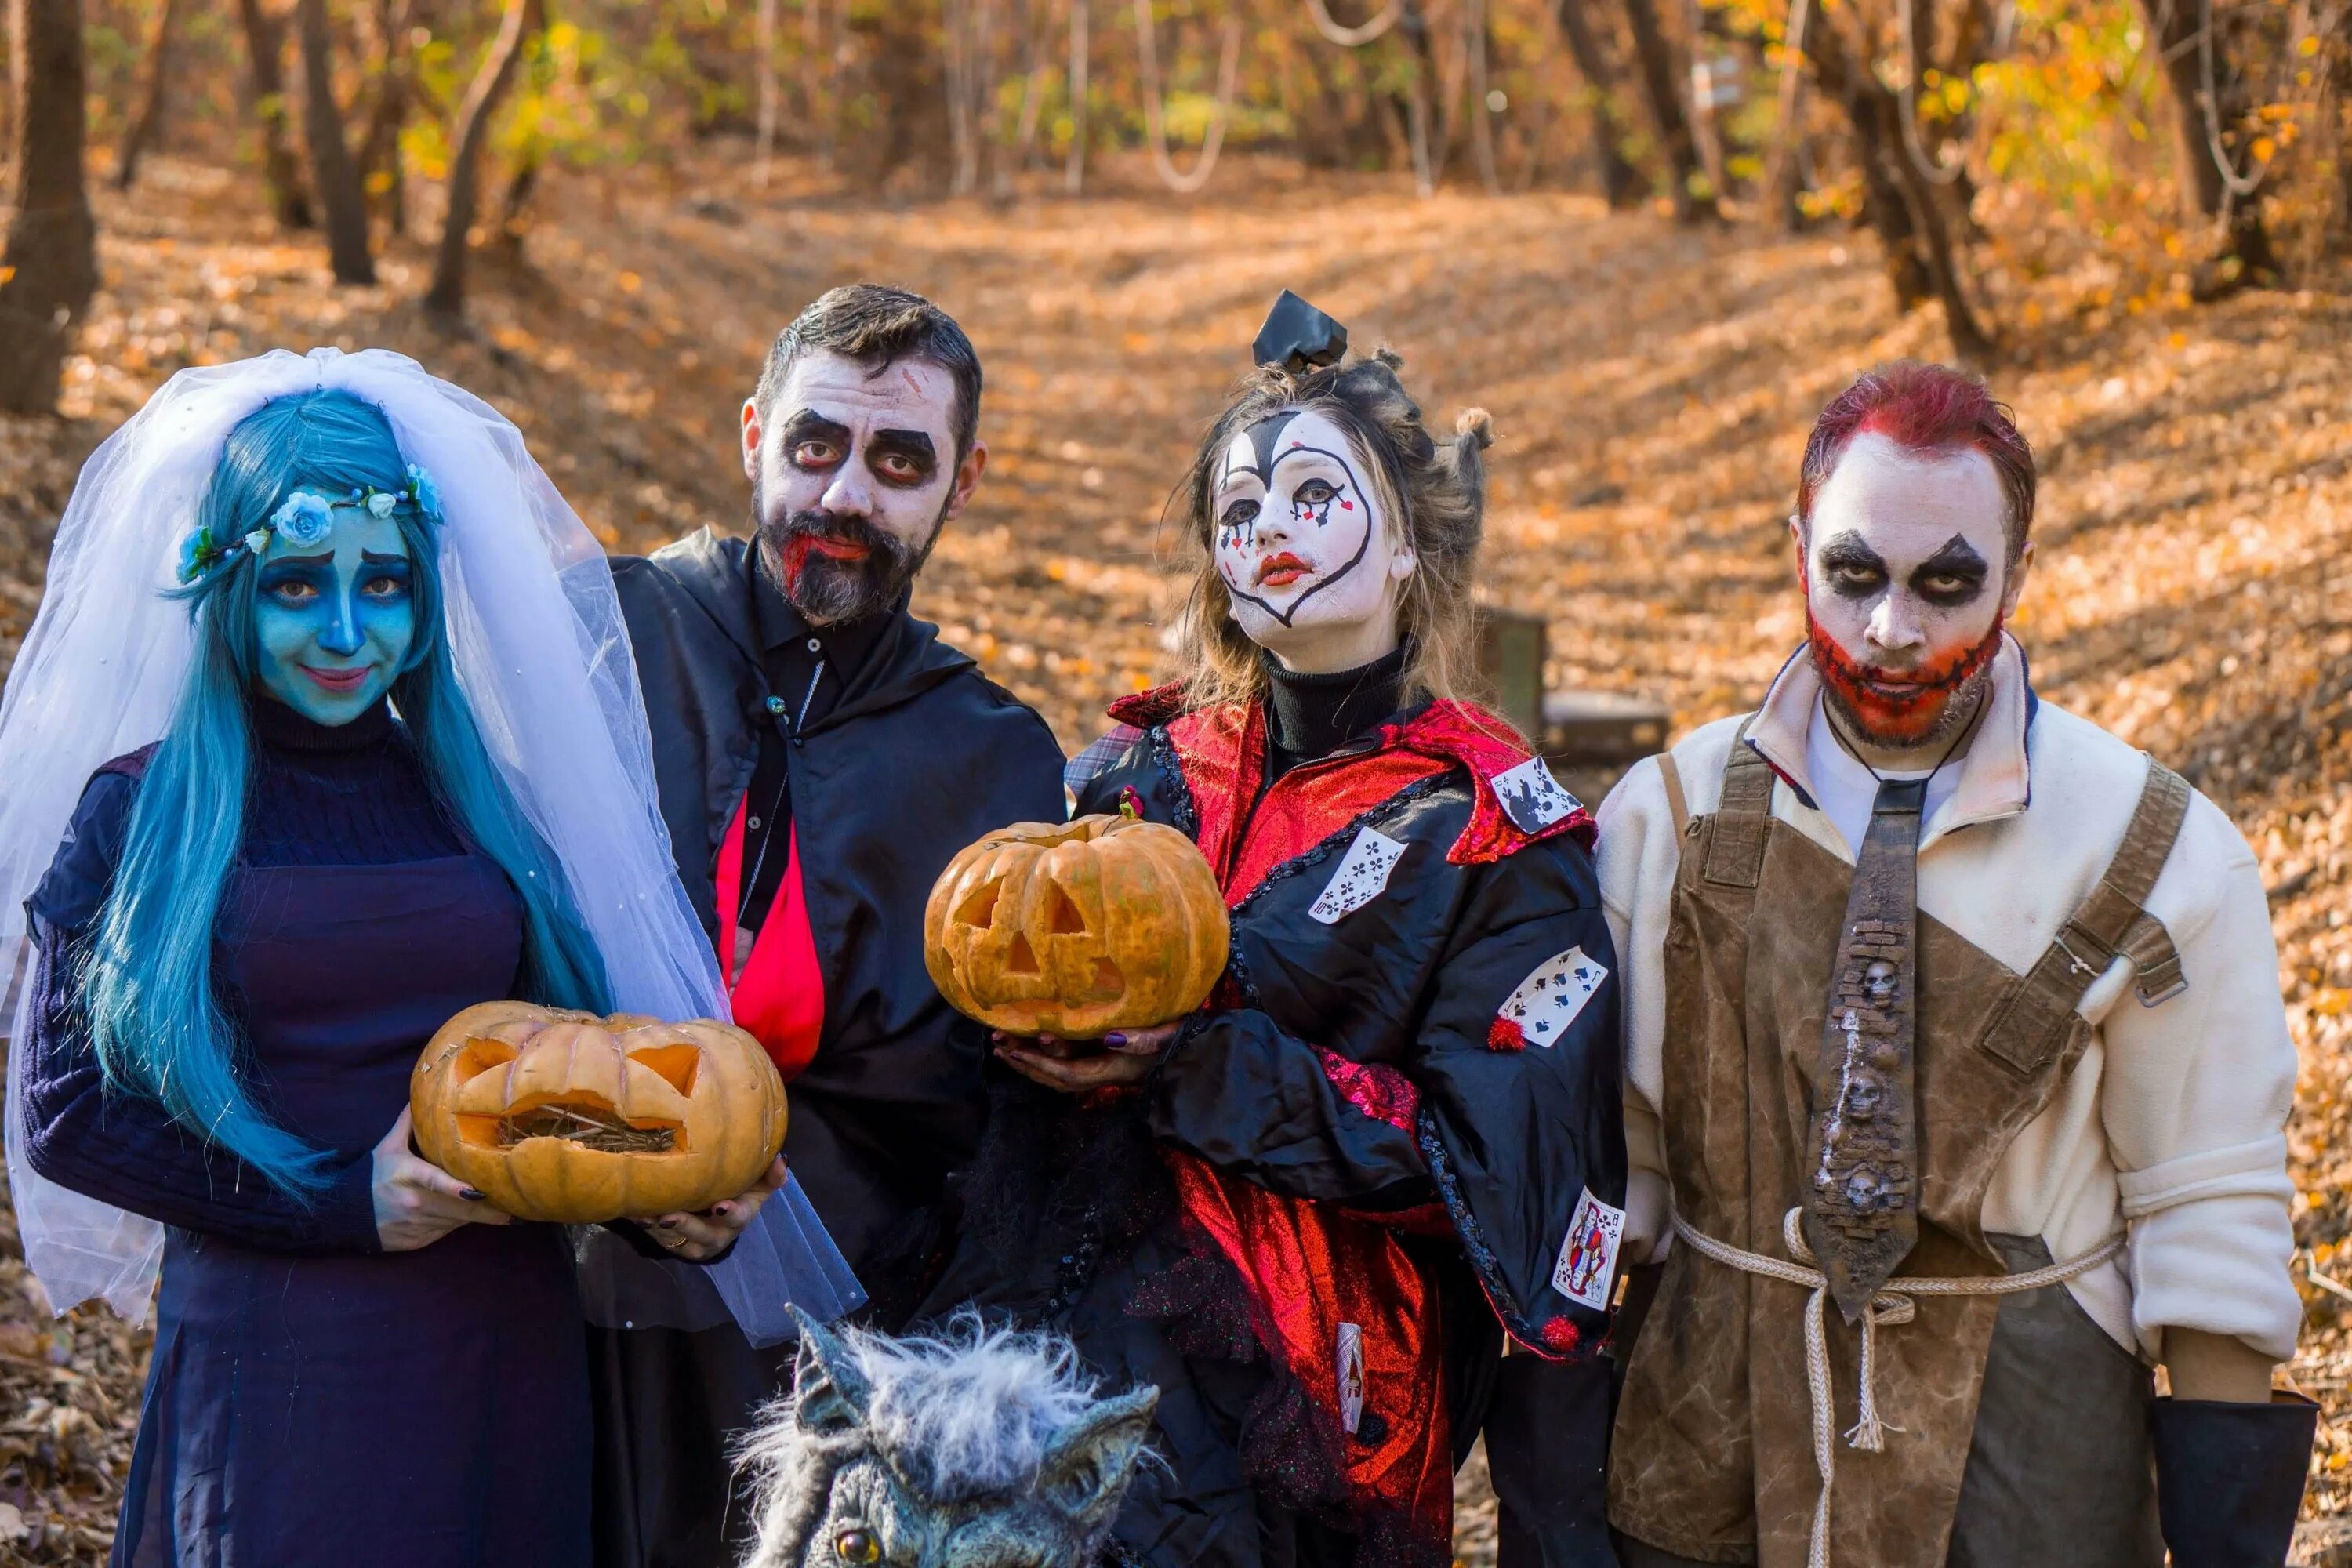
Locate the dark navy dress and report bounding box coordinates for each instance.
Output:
[19,697,591,1568]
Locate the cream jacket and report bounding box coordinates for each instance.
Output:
[1597,637,2302,1363]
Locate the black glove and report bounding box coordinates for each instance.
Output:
[2151,1392,2319,1567]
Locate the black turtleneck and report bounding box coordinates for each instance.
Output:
[1261,644,1410,786]
[241,694,467,868]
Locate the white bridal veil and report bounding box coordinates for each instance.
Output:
[0,347,859,1343]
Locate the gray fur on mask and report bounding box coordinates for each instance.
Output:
[737,1308,1160,1568]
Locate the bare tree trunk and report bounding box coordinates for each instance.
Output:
[755,0,779,186]
[356,0,417,236]
[426,0,534,317]
[1551,0,1642,206]
[1399,0,1437,194]
[236,0,314,228]
[296,0,375,283]
[1465,0,1501,193]
[1620,0,1715,220]
[0,0,98,413]
[495,145,542,245]
[1806,7,1990,355]
[116,0,184,188]
[1064,0,1088,194]
[2129,0,2278,289]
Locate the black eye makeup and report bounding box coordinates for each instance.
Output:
[1816,532,1889,598]
[779,410,852,472]
[1910,534,1991,607]
[866,430,939,487]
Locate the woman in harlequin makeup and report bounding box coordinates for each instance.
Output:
[922,295,1630,1568]
[0,351,855,1568]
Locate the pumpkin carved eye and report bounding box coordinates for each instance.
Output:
[953,879,1004,927]
[835,1528,881,1564]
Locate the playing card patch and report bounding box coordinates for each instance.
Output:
[1336,1322,1366,1435]
[1552,1189,1626,1311]
[1487,946,1608,1051]
[1308,827,1409,924]
[1492,756,1582,834]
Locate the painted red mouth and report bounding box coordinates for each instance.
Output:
[1807,614,2003,746]
[300,665,373,694]
[1256,552,1312,589]
[781,532,871,587]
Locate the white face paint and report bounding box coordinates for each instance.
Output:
[1210,408,1414,673]
[1798,431,2031,750]
[741,347,985,622]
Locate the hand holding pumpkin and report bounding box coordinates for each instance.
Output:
[993,1022,1184,1093]
[633,1154,789,1261]
[372,1106,513,1252]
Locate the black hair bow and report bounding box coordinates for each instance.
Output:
[1252,290,1348,374]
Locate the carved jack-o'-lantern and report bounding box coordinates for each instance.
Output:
[410,1002,788,1224]
[924,813,1229,1038]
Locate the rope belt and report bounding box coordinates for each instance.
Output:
[1671,1207,2125,1568]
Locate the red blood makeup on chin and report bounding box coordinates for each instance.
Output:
[778,531,873,590]
[1806,612,2004,746]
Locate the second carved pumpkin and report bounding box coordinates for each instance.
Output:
[924,812,1229,1038]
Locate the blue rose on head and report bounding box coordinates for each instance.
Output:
[176,528,210,585]
[270,490,336,549]
[406,464,443,523]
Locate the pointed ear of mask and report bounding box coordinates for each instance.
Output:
[1035,1387,1160,1529]
[789,1309,873,1437]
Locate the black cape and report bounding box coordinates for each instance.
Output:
[591,528,1065,1568]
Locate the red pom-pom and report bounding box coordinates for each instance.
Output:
[1539,1319,1581,1354]
[1486,1017,1526,1052]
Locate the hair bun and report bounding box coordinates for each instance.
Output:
[1455,408,1494,450]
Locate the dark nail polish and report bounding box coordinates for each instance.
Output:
[1104,1033,1127,1048]
[459,1188,486,1201]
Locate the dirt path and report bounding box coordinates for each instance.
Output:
[2,152,2350,1563]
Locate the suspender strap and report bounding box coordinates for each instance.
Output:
[1658,753,1690,837]
[1977,758,2192,1077]
[1703,735,1775,888]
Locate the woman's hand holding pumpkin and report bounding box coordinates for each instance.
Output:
[372,1107,511,1251]
[994,1022,1183,1093]
[633,1155,789,1261]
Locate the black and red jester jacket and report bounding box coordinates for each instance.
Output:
[921,687,1627,1568]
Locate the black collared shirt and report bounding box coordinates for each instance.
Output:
[737,549,902,929]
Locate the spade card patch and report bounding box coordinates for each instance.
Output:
[1552,1189,1626,1310]
[1335,1322,1366,1435]
[1309,827,1409,924]
[1492,756,1583,834]
[1488,946,1607,1051]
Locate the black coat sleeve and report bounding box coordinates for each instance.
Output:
[18,772,383,1256]
[1411,838,1627,1351]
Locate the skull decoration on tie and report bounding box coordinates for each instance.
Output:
[1803,775,1927,1321]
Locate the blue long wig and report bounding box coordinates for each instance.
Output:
[82,389,611,1198]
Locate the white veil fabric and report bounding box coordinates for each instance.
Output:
[0,347,860,1343]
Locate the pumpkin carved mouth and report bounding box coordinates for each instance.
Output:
[410,1004,789,1224]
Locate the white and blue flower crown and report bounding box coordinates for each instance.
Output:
[177,463,444,584]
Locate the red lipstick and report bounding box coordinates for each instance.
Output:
[1256,551,1312,589]
[301,665,372,695]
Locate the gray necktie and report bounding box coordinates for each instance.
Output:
[1804,775,1926,1323]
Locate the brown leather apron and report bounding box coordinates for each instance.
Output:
[1608,735,2189,1567]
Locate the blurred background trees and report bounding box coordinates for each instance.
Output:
[1,0,2347,398]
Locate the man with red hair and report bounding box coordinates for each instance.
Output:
[1596,361,2314,1567]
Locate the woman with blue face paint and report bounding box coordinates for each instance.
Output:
[0,350,861,1568]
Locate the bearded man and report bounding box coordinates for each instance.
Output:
[590,284,1066,1568]
[1599,361,2314,1568]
